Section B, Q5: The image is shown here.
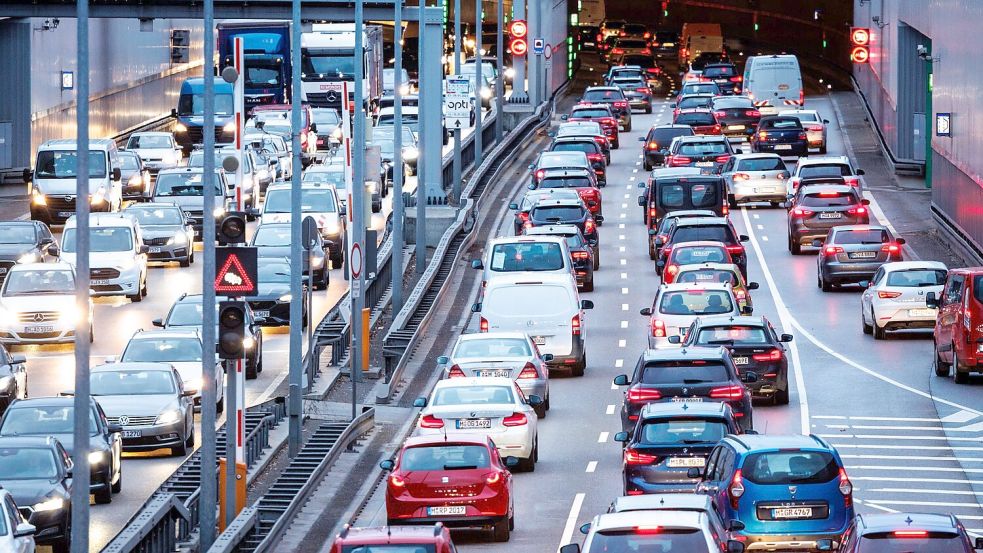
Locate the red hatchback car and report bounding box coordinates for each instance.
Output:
[328,524,457,553]
[381,434,518,542]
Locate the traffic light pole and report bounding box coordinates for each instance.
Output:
[288,0,304,456]
[415,0,428,274]
[495,0,504,139]
[511,0,528,102]
[451,0,462,206]
[351,0,367,419]
[224,357,238,527]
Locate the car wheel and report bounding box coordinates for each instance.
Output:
[872,318,887,340]
[645,104,653,114]
[128,287,143,303]
[52,524,71,553]
[954,348,969,383]
[774,386,790,405]
[331,249,345,270]
[612,140,620,150]
[111,468,122,494]
[534,401,547,419]
[186,425,195,448]
[862,309,873,335]
[819,145,827,154]
[172,433,189,457]
[544,394,551,411]
[934,345,951,377]
[770,201,782,208]
[593,247,600,270]
[572,351,586,377]
[141,275,148,297]
[180,256,191,268]
[94,480,112,504]
[625,119,632,132]
[790,235,801,255]
[216,395,225,413]
[190,249,195,264]
[728,195,738,209]
[492,517,511,542]
[246,358,258,380]
[820,271,832,292]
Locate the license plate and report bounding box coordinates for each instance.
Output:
[25,325,54,333]
[532,336,546,345]
[428,506,466,516]
[775,144,793,150]
[727,125,745,130]
[122,430,142,438]
[456,418,491,429]
[733,356,750,365]
[149,247,162,254]
[909,308,936,317]
[771,507,813,519]
[667,457,706,468]
[58,211,74,218]
[92,279,108,285]
[477,369,512,378]
[849,251,876,259]
[819,212,842,219]
[695,162,713,167]
[671,397,704,403]
[254,310,270,318]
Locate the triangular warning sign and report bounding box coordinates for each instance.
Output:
[214,253,256,294]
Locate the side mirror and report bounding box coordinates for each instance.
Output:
[309,123,318,134]
[640,307,652,316]
[504,456,520,468]
[559,115,569,121]
[579,522,591,535]
[542,353,554,362]
[739,234,749,242]
[152,318,164,328]
[614,431,629,442]
[780,333,793,342]
[10,354,26,364]
[861,198,871,205]
[648,229,657,236]
[47,245,60,257]
[379,459,395,470]
[108,424,123,433]
[248,207,262,217]
[638,136,646,142]
[508,202,519,210]
[741,306,753,315]
[656,261,665,270]
[527,183,537,190]
[171,108,178,117]
[471,259,483,269]
[856,169,865,176]
[528,164,536,170]
[811,239,823,248]
[637,196,645,206]
[471,302,481,313]
[139,245,151,254]
[896,237,906,245]
[182,389,196,397]
[726,540,746,553]
[822,119,830,124]
[412,397,427,408]
[747,282,760,290]
[667,335,681,344]
[613,374,629,386]
[13,522,36,538]
[581,299,594,310]
[859,280,870,288]
[925,291,939,308]
[734,148,743,154]
[742,371,759,383]
[687,467,702,479]
[589,240,598,247]
[23,168,32,182]
[559,545,580,553]
[527,394,544,406]
[595,215,605,223]
[654,238,665,247]
[105,355,117,363]
[112,167,122,181]
[436,355,449,365]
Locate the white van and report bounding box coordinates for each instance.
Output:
[472,235,576,289]
[743,55,803,115]
[28,138,124,224]
[679,23,722,66]
[61,213,149,302]
[474,274,593,376]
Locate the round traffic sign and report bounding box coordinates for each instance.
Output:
[350,242,363,278]
[511,38,528,56]
[544,44,553,60]
[851,27,870,46]
[509,20,527,38]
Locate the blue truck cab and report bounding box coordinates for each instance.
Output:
[218,21,292,111]
[172,78,236,153]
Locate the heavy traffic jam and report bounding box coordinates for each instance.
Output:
[0,5,979,553]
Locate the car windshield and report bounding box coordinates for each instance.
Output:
[532,206,586,221]
[431,385,515,406]
[572,108,611,119]
[118,153,140,170]
[91,370,176,396]
[62,227,133,253]
[259,264,292,283]
[2,269,74,296]
[401,444,491,471]
[800,192,857,207]
[857,535,965,553]
[834,229,889,245]
[540,177,593,189]
[677,269,738,286]
[736,157,785,171]
[675,112,715,126]
[681,84,717,95]
[0,447,59,480]
[583,89,623,102]
[0,405,99,437]
[673,226,731,243]
[264,189,337,213]
[886,269,947,287]
[302,50,355,80]
[552,142,598,154]
[122,338,203,363]
[672,245,728,264]
[490,242,564,272]
[742,451,839,485]
[252,225,291,246]
[178,92,233,115]
[0,225,35,244]
[154,173,224,196]
[677,142,727,155]
[586,530,710,553]
[35,150,107,179]
[659,290,734,315]
[311,109,340,126]
[127,135,172,149]
[453,338,531,358]
[695,326,770,345]
[640,361,729,384]
[302,170,346,188]
[799,164,851,178]
[126,206,184,226]
[638,418,728,445]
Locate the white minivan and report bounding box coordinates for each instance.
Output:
[472,235,576,289]
[61,213,149,302]
[742,54,803,115]
[27,138,124,224]
[474,274,593,376]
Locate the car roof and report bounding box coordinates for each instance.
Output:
[65,212,138,228]
[732,153,784,161]
[639,401,731,418]
[335,525,451,545]
[724,433,831,453]
[650,124,694,131]
[880,261,947,272]
[830,224,889,235]
[694,314,766,327]
[799,184,855,194]
[592,510,705,532]
[660,281,733,293]
[855,512,961,534]
[131,328,201,340]
[610,494,714,513]
[541,168,592,178]
[674,217,730,227]
[531,198,585,207]
[798,155,850,165]
[91,361,175,373]
[639,345,730,362]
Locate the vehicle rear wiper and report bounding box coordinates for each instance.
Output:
[682,378,710,384]
[680,439,709,444]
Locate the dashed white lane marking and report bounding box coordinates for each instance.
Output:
[622,303,629,311]
[621,203,628,209]
[615,359,624,367]
[622,287,629,294]
[619,247,626,253]
[619,223,625,229]
[611,381,619,390]
[633,169,639,173]
[635,161,641,166]
[628,176,635,181]
[623,193,630,199]
[621,320,629,328]
[753,213,760,219]
[620,258,627,265]
[606,404,616,415]
[598,432,609,443]
[621,272,628,279]
[586,461,598,473]
[619,234,626,240]
[557,493,587,553]
[620,213,626,218]
[762,236,769,241]
[756,224,764,230]
[618,339,627,347]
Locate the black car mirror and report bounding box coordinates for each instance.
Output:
[379,459,395,471]
[742,371,759,383]
[108,424,123,433]
[527,183,537,190]
[589,240,598,247]
[780,333,793,342]
[412,397,427,408]
[687,467,703,479]
[527,394,544,406]
[739,234,749,242]
[152,317,164,328]
[112,167,122,181]
[40,237,54,246]
[859,280,870,288]
[309,123,318,134]
[667,335,681,344]
[528,163,536,170]
[579,522,591,535]
[747,282,760,290]
[811,239,823,248]
[471,259,483,269]
[741,306,753,315]
[613,374,629,386]
[436,355,449,365]
[896,237,906,245]
[595,215,605,223]
[560,545,580,553]
[638,182,646,188]
[182,389,195,397]
[637,136,646,142]
[559,115,569,121]
[542,353,554,362]
[581,300,594,310]
[975,536,983,550]
[856,169,865,176]
[508,202,519,210]
[637,196,645,206]
[504,456,520,468]
[861,198,871,205]
[640,307,652,316]
[822,119,830,124]
[726,540,745,553]
[654,238,665,247]
[728,519,746,532]
[656,261,665,270]
[648,229,657,236]
[248,207,262,217]
[47,244,60,257]
[613,431,629,442]
[13,522,36,538]
[733,148,743,155]
[23,168,33,182]
[471,302,481,313]
[925,291,939,308]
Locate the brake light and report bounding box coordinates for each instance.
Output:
[824,246,844,255]
[798,132,808,140]
[447,364,466,377]
[726,245,744,255]
[636,87,649,93]
[800,90,805,105]
[644,32,651,39]
[602,117,617,127]
[758,131,768,139]
[300,133,307,146]
[572,250,590,260]
[710,385,745,400]
[729,469,744,509]
[646,67,660,74]
[881,243,901,254]
[485,471,502,485]
[596,34,603,42]
[650,209,658,220]
[571,314,582,335]
[517,362,539,379]
[534,169,546,180]
[735,289,747,300]
[839,468,853,507]
[877,291,902,299]
[752,349,782,362]
[745,110,760,117]
[624,448,659,465]
[650,319,666,338]
[668,155,691,166]
[722,204,729,215]
[843,176,860,187]
[588,153,604,162]
[611,48,624,55]
[733,173,750,181]
[627,387,662,403]
[390,474,406,487]
[517,211,530,223]
[615,101,628,108]
[893,531,929,538]
[713,110,727,119]
[807,124,823,132]
[420,414,444,428]
[503,412,528,426]
[715,154,730,163]
[712,124,722,134]
[647,141,660,150]
[584,218,596,234]
[790,208,813,217]
[479,316,489,332]
[730,76,743,82]
[848,206,867,215]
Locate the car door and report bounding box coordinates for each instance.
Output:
[96,403,122,477]
[861,267,884,313]
[936,273,965,361]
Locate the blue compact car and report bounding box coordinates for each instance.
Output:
[694,434,854,551]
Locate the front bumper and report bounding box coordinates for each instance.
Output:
[23,507,69,545]
[146,243,192,262]
[119,421,185,451]
[248,300,293,326]
[0,321,76,344]
[90,265,142,296]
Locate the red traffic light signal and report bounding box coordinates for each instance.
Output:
[850,46,870,63]
[509,19,527,39]
[508,19,528,57]
[511,38,528,56]
[851,27,870,46]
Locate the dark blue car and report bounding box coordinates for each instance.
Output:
[695,434,854,551]
[750,116,809,156]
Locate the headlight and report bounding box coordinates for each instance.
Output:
[32,191,47,205]
[398,84,410,95]
[332,127,343,140]
[128,174,143,188]
[324,218,340,236]
[33,497,65,512]
[174,123,188,133]
[0,308,14,326]
[58,304,81,325]
[16,252,38,264]
[0,376,12,391]
[223,121,236,133]
[172,232,188,245]
[505,67,515,79]
[278,294,292,303]
[213,206,226,218]
[155,409,182,425]
[402,147,418,161]
[88,450,106,464]
[367,181,377,193]
[242,335,256,350]
[257,169,270,181]
[90,188,106,205]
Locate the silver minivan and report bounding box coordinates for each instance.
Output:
[28,138,124,224]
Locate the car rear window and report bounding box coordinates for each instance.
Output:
[785,111,820,123]
[638,418,729,445]
[564,233,585,248]
[857,534,967,553]
[572,109,611,118]
[484,284,571,316]
[540,177,593,189]
[678,97,712,109]
[453,337,531,358]
[695,326,770,345]
[886,269,947,287]
[432,385,514,406]
[611,69,645,80]
[690,184,719,208]
[682,84,718,95]
[583,89,624,102]
[614,78,647,88]
[736,157,785,171]
[713,97,754,110]
[799,164,851,178]
[672,245,729,264]
[659,290,734,315]
[800,192,857,207]
[624,24,647,34]
[762,118,803,129]
[675,112,715,126]
[833,229,889,244]
[490,242,564,272]
[677,142,727,156]
[622,55,655,68]
[677,269,738,286]
[345,546,437,553]
[650,127,694,146]
[703,65,737,77]
[640,361,730,384]
[741,451,839,485]
[401,444,491,470]
[673,225,732,243]
[532,206,586,220]
[552,142,599,155]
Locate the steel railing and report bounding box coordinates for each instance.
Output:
[101,494,191,553]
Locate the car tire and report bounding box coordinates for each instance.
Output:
[645,104,653,114]
[216,396,225,413]
[819,145,827,154]
[934,346,951,377]
[52,525,71,553]
[954,348,969,383]
[186,425,195,448]
[492,517,510,542]
[593,247,600,270]
[862,310,873,334]
[612,140,620,150]
[180,256,191,268]
[112,469,122,494]
[95,480,112,504]
[172,435,188,457]
[544,394,551,411]
[872,319,886,340]
[789,235,801,255]
[331,249,345,270]
[572,352,586,377]
[728,195,738,209]
[819,270,832,292]
[625,119,632,132]
[774,386,790,405]
[534,402,547,419]
[128,282,143,303]
[770,201,782,208]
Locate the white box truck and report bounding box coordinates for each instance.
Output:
[301,24,383,111]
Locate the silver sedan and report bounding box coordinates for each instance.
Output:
[720,153,790,207]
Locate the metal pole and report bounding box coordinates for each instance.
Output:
[495,0,504,139]
[474,0,483,166]
[415,0,428,273]
[529,0,541,106]
[392,0,405,313]
[451,0,462,206]
[352,0,366,418]
[288,0,304,456]
[200,0,219,546]
[224,358,237,526]
[71,2,92,552]
[454,0,461,72]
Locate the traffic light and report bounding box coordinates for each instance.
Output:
[509,20,528,57]
[217,211,247,245]
[850,27,870,64]
[218,301,247,359]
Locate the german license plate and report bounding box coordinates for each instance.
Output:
[122,430,141,438]
[532,336,546,346]
[910,308,936,317]
[775,144,793,150]
[25,325,54,333]
[58,211,74,218]
[819,212,842,219]
[727,125,745,131]
[254,310,270,318]
[149,247,162,254]
[695,162,713,167]
[850,251,876,259]
[667,457,706,468]
[92,279,108,285]
[477,369,511,378]
[733,356,750,365]
[456,418,491,429]
[428,506,466,516]
[772,507,813,519]
[671,397,704,403]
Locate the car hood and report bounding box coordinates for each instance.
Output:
[61,251,135,269]
[139,225,185,239]
[1,294,76,311]
[256,245,292,258]
[0,244,37,261]
[92,394,177,418]
[250,283,291,299]
[1,479,66,506]
[132,148,175,157]
[156,196,204,211]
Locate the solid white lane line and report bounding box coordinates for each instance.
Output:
[866,499,983,508]
[862,191,918,260]
[867,488,983,496]
[598,432,609,443]
[845,465,983,473]
[819,434,981,442]
[557,493,587,552]
[255,372,288,404]
[853,476,983,485]
[812,415,848,419]
[606,404,616,415]
[586,461,598,473]
[615,359,624,367]
[852,415,946,422]
[831,443,983,451]
[843,454,983,462]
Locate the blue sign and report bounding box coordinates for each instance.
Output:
[936,112,951,137]
[533,38,545,55]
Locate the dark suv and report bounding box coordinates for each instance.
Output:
[525,225,596,290]
[640,124,694,170]
[702,63,742,94]
[817,225,904,291]
[527,198,601,259]
[581,86,632,130]
[566,103,620,148]
[787,184,870,254]
[666,135,738,172]
[710,96,761,138]
[658,216,749,277]
[0,436,74,552]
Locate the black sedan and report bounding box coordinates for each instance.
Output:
[0,436,74,552]
[710,96,761,139]
[0,221,58,285]
[250,222,330,290]
[750,116,809,156]
[245,259,310,327]
[0,345,27,414]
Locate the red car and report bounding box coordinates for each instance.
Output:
[660,240,734,283]
[673,108,721,135]
[565,103,621,149]
[327,524,457,553]
[381,434,518,542]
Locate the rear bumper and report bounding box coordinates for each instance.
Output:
[872,303,937,330]
[389,515,508,530]
[755,142,809,155]
[821,260,884,283]
[731,182,787,203]
[737,530,846,551]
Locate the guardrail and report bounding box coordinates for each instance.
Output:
[110,114,175,150]
[102,494,191,553]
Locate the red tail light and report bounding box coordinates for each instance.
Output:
[584,218,596,234]
[643,32,651,39]
[800,90,805,105]
[485,471,503,485]
[878,290,902,299]
[824,246,844,255]
[650,319,666,338]
[712,124,722,134]
[447,364,466,377]
[390,474,406,487]
[722,204,730,216]
[713,111,727,119]
[611,48,624,55]
[752,349,782,362]
[726,245,745,255]
[517,362,539,379]
[715,154,731,163]
[807,124,823,132]
[602,117,617,127]
[587,153,604,162]
[663,264,679,283]
[790,207,813,217]
[479,316,489,332]
[624,448,659,465]
[798,132,808,140]
[710,385,745,400]
[627,387,662,403]
[848,206,867,215]
[646,67,660,74]
[839,468,853,507]
[649,209,658,220]
[534,169,546,180]
[668,155,691,167]
[893,530,929,538]
[881,243,901,254]
[613,101,627,108]
[503,412,528,426]
[745,110,760,117]
[758,131,768,140]
[636,87,649,93]
[596,34,603,42]
[730,76,743,82]
[420,414,444,428]
[729,469,745,509]
[571,314,582,335]
[843,176,860,187]
[571,250,590,260]
[733,172,750,182]
[735,289,747,300]
[619,31,626,36]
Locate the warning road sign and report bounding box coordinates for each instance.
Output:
[215,247,258,296]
